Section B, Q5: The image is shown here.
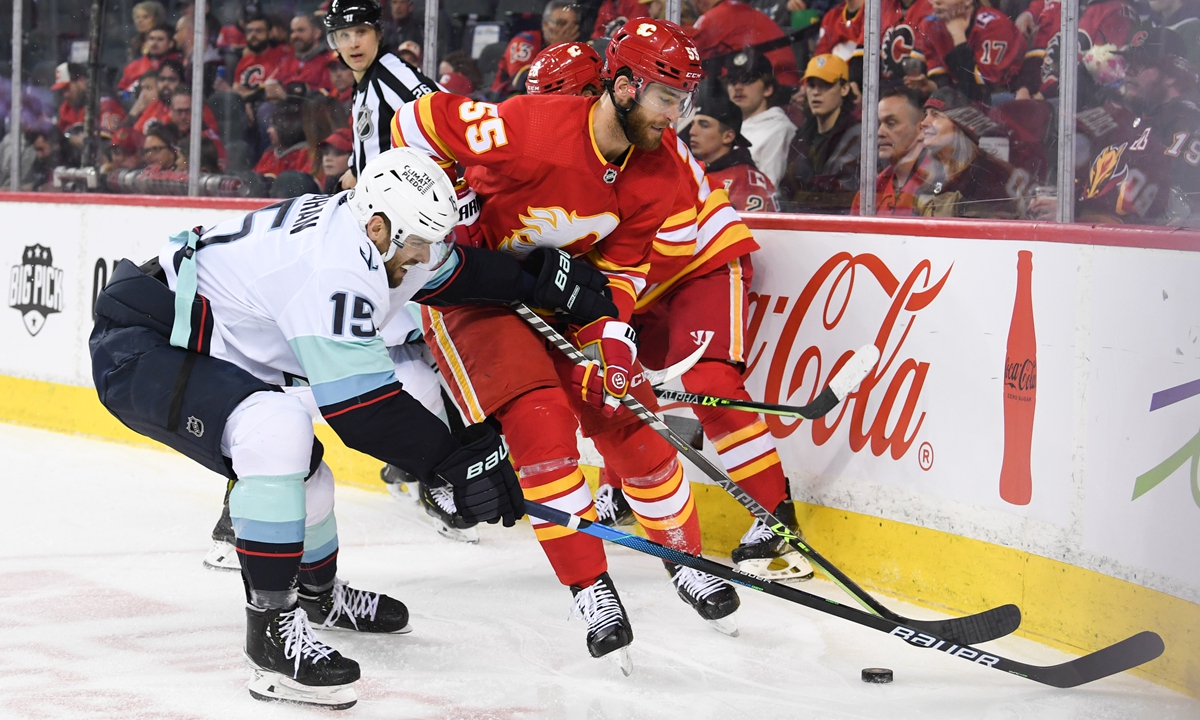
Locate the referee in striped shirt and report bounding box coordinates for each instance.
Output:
[324,0,440,190]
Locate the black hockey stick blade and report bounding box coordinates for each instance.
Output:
[654,344,879,420]
[511,302,1019,646]
[525,500,1165,688]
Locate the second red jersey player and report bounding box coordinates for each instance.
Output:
[392,20,742,667]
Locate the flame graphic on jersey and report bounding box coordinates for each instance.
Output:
[499,207,620,257]
[1085,143,1128,199]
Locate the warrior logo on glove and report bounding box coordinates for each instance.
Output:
[572,318,639,416]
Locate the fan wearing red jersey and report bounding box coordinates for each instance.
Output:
[524,42,812,583]
[392,20,742,667]
[909,0,1026,103]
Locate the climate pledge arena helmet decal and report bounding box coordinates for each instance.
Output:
[8,244,65,336]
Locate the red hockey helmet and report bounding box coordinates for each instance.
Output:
[527,42,604,96]
[604,19,703,99]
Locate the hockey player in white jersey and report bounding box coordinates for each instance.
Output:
[90,147,617,708]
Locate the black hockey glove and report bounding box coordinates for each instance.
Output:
[432,423,525,528]
[525,247,619,325]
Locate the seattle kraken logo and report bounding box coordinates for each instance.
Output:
[8,244,64,336]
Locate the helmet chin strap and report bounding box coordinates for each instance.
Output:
[380,240,398,263]
[606,82,637,145]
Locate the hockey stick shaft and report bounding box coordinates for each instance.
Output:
[512,302,1018,646]
[524,499,1165,688]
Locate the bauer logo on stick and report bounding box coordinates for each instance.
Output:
[8,244,64,337]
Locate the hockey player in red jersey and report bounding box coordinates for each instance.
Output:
[525,42,605,97]
[522,35,814,584]
[392,20,743,668]
[908,0,1026,103]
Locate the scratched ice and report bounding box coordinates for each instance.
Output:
[0,423,1194,720]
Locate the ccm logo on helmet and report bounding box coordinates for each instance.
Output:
[400,165,434,195]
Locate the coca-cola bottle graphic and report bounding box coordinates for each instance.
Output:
[1000,251,1037,505]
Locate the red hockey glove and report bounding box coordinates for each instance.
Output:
[571,318,637,416]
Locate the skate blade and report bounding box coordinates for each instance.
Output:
[202,540,240,572]
[609,646,633,677]
[708,614,739,637]
[737,555,814,583]
[316,621,413,635]
[431,517,480,544]
[247,669,357,709]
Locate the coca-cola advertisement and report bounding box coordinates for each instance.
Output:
[737,230,1076,532]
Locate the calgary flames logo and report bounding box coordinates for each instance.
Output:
[1085,143,1128,199]
[881,25,916,77]
[499,207,620,257]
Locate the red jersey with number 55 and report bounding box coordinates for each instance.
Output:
[391,92,694,320]
[913,8,1025,86]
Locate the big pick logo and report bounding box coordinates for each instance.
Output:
[8,244,64,336]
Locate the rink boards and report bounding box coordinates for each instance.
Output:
[0,193,1197,698]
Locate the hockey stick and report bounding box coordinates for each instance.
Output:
[524,499,1165,688]
[653,344,880,420]
[642,331,712,387]
[512,302,1020,646]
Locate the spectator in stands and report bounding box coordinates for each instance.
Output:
[234,15,289,101]
[101,127,144,173]
[320,127,354,192]
[268,14,292,48]
[217,7,248,54]
[779,53,861,213]
[592,0,652,39]
[384,0,423,49]
[688,94,780,212]
[134,59,186,132]
[725,51,797,188]
[128,2,168,61]
[692,0,802,88]
[175,9,223,95]
[908,0,1026,104]
[142,124,182,171]
[126,69,160,126]
[397,41,422,67]
[852,87,929,215]
[25,127,65,191]
[168,87,227,170]
[814,0,864,80]
[53,63,127,134]
[440,51,485,95]
[118,24,181,95]
[0,127,38,189]
[255,99,312,179]
[1146,0,1200,69]
[914,87,1019,217]
[327,54,355,107]
[265,14,334,101]
[1037,0,1138,102]
[491,0,584,99]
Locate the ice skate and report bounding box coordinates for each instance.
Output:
[667,564,741,637]
[380,463,419,502]
[419,481,480,544]
[244,604,361,709]
[569,572,634,676]
[594,484,636,527]
[731,500,815,583]
[299,578,412,634]
[202,503,239,571]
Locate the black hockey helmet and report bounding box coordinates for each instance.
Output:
[323,0,382,41]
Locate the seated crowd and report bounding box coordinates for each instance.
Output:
[4,0,1199,225]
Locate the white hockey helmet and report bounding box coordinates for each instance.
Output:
[348,146,458,271]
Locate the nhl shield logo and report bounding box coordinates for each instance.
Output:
[603,168,618,184]
[186,416,205,437]
[355,105,374,141]
[8,244,64,336]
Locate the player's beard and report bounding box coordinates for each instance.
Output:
[623,102,667,151]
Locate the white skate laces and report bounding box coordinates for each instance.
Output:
[322,580,381,630]
[277,607,335,678]
[594,485,617,523]
[740,518,777,546]
[672,567,727,601]
[570,580,624,635]
[428,484,458,514]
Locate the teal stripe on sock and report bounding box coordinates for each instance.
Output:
[229,472,308,524]
[302,536,339,563]
[303,513,338,556]
[232,517,306,544]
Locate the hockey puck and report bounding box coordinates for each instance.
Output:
[861,667,894,684]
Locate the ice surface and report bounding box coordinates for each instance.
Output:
[0,423,1195,719]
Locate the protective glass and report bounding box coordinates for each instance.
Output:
[634,82,696,119]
